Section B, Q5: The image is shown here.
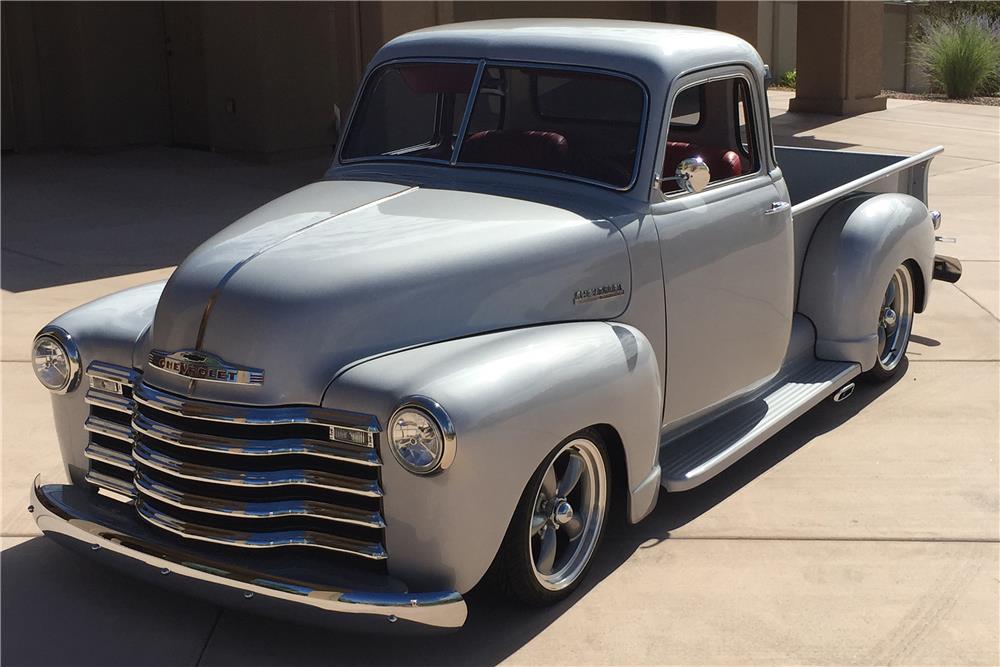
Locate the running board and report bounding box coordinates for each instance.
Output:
[659,360,860,492]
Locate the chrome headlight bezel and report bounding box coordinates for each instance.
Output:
[31,325,82,394]
[388,396,456,475]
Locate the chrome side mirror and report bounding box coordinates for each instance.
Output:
[675,157,710,194]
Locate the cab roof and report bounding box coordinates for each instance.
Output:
[375,19,764,86]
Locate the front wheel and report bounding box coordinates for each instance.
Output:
[490,431,610,606]
[864,263,915,382]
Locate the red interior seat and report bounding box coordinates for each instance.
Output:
[461,131,570,173]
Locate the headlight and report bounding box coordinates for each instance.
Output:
[388,396,456,475]
[31,326,81,394]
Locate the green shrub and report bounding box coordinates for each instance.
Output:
[913,14,1000,98]
[778,69,797,88]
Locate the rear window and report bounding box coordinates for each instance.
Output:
[534,72,641,124]
[341,61,646,189]
[458,66,644,188]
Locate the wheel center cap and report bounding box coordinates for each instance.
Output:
[882,307,897,328]
[553,500,574,526]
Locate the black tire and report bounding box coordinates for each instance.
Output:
[489,429,611,606]
[863,263,916,383]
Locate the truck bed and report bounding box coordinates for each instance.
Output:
[776,145,942,292]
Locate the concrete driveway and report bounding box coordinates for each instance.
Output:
[2,91,997,666]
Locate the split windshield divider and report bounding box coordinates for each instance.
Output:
[450,60,487,165]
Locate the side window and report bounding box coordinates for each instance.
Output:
[661,76,762,193]
[669,86,702,128]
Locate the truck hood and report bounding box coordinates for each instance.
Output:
[145,180,631,405]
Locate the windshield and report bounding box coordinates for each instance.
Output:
[340,61,646,189]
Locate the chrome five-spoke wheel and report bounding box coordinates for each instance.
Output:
[867,263,915,381]
[492,431,610,605]
[529,438,607,591]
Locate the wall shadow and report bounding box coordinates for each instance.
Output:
[1,148,331,293]
[1,364,904,666]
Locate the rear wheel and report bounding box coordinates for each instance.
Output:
[864,263,915,382]
[491,431,610,605]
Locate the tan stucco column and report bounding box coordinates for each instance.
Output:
[789,1,887,115]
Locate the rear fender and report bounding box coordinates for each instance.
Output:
[322,321,662,593]
[798,193,934,371]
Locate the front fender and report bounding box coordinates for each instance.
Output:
[322,322,662,593]
[40,281,167,482]
[798,193,934,371]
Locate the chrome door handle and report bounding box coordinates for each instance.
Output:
[764,201,791,215]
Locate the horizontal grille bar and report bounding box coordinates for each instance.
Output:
[136,499,387,560]
[135,383,379,439]
[133,441,383,497]
[132,413,380,466]
[85,442,136,472]
[134,471,384,528]
[85,469,137,497]
[87,360,140,387]
[85,390,134,415]
[85,416,134,443]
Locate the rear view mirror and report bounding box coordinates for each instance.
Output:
[675,157,710,194]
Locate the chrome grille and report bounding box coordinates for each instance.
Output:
[82,362,386,562]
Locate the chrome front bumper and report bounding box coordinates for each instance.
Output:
[29,476,467,629]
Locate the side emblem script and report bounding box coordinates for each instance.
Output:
[573,283,625,305]
[148,349,264,385]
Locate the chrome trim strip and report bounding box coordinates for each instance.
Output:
[132,441,383,497]
[85,416,135,443]
[85,390,135,415]
[134,471,385,528]
[132,413,380,466]
[189,187,417,353]
[85,470,137,498]
[135,499,387,560]
[134,383,380,435]
[30,477,466,627]
[86,360,139,388]
[84,442,136,472]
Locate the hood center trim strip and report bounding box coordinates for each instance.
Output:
[191,186,418,354]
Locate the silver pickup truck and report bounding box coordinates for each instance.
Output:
[28,20,962,630]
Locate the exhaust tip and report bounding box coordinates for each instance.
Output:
[832,383,856,403]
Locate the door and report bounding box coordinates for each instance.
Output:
[652,68,794,427]
[162,2,210,148]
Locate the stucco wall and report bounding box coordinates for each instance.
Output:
[1,1,918,155]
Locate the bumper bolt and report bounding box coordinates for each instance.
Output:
[243,591,254,599]
[387,615,398,623]
[160,568,170,575]
[27,505,34,513]
[91,544,101,551]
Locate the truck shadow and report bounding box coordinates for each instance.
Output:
[0,364,904,666]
